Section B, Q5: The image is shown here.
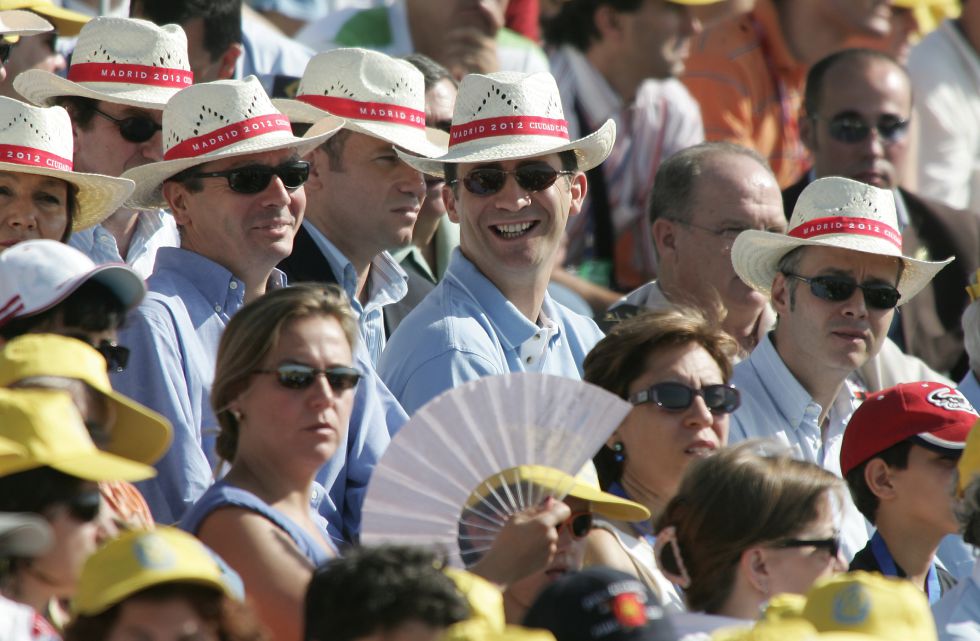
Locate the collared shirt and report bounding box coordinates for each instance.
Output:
[69,209,179,279]
[378,249,605,415]
[239,12,314,96]
[934,558,980,640]
[959,370,980,414]
[552,45,704,290]
[389,214,460,284]
[304,220,408,366]
[729,333,872,560]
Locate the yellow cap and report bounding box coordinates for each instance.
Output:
[958,418,980,495]
[73,527,237,616]
[444,567,505,632]
[712,619,818,641]
[802,572,937,641]
[762,594,807,622]
[443,620,555,641]
[0,0,88,35]
[0,334,172,465]
[0,388,156,482]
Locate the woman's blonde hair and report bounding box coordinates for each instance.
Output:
[211,283,358,463]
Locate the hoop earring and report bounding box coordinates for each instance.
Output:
[612,441,625,463]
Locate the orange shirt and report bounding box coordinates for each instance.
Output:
[682,0,809,188]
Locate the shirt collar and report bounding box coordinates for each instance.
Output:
[155,247,285,312]
[746,332,819,426]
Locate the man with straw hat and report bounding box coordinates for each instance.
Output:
[108,76,342,525]
[728,175,954,559]
[14,16,191,278]
[378,70,615,414]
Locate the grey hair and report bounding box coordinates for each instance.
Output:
[962,270,980,375]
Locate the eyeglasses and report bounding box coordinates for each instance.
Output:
[821,113,910,145]
[556,511,594,539]
[63,490,102,523]
[450,163,574,196]
[783,273,901,310]
[629,382,741,415]
[96,339,130,373]
[254,364,362,391]
[0,40,14,65]
[183,160,310,194]
[94,108,163,144]
[774,535,841,557]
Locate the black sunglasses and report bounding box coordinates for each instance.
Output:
[556,512,594,539]
[629,382,741,415]
[775,535,841,557]
[254,364,362,391]
[184,160,310,194]
[96,339,130,373]
[94,108,163,144]
[823,113,909,145]
[783,273,901,310]
[451,163,574,196]
[63,490,102,523]
[0,41,13,65]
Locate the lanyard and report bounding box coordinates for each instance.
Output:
[870,531,941,604]
[606,481,656,546]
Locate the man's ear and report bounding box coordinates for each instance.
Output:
[770,272,791,315]
[566,171,587,218]
[652,218,678,262]
[593,4,622,42]
[163,181,192,227]
[444,181,460,224]
[863,458,897,501]
[215,43,243,81]
[305,147,328,193]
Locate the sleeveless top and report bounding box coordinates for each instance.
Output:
[180,480,336,566]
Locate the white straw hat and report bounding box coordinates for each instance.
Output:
[14,17,192,110]
[396,70,616,178]
[731,176,953,305]
[0,97,133,230]
[121,76,344,210]
[0,9,51,36]
[274,47,447,158]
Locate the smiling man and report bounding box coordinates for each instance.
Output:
[378,70,615,414]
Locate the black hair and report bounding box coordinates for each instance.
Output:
[443,149,578,186]
[0,279,128,341]
[55,96,99,129]
[0,466,86,514]
[541,0,644,51]
[845,440,914,523]
[803,48,908,118]
[403,53,456,91]
[304,545,469,641]
[132,0,242,61]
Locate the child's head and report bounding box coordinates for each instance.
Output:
[841,382,976,531]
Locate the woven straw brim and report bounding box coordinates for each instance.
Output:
[277,97,448,158]
[122,115,345,210]
[395,118,616,177]
[0,161,133,230]
[0,9,51,36]
[730,230,954,306]
[15,69,182,110]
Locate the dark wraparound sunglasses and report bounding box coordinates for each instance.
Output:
[0,40,14,65]
[254,364,362,391]
[64,490,102,523]
[821,113,909,145]
[450,163,574,196]
[775,536,841,557]
[97,339,130,373]
[556,512,594,539]
[783,273,901,310]
[94,108,163,144]
[183,160,310,194]
[629,382,741,415]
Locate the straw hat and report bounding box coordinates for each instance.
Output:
[0,1,88,36]
[396,70,615,178]
[274,47,447,158]
[0,96,133,229]
[731,177,952,305]
[122,76,344,210]
[0,8,50,36]
[14,17,191,110]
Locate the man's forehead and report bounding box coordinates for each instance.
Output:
[461,154,562,171]
[799,245,902,274]
[198,148,298,172]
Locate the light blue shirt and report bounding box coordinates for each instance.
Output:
[239,14,314,95]
[304,220,408,367]
[960,370,980,414]
[935,558,980,640]
[378,249,605,415]
[69,209,179,279]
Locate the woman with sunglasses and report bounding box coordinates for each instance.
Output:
[581,307,739,610]
[0,387,157,633]
[656,442,847,637]
[181,283,360,641]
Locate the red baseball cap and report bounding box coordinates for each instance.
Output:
[840,382,978,476]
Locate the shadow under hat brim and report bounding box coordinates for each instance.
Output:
[395,118,616,177]
[15,69,183,110]
[276,98,449,159]
[122,115,345,210]
[730,229,953,306]
[0,448,156,481]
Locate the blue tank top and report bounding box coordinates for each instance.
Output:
[181,480,336,566]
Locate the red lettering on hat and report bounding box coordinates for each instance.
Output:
[164,115,293,160]
[449,116,569,146]
[0,294,24,327]
[610,593,647,628]
[297,95,425,130]
[68,62,193,88]
[0,144,72,172]
[788,215,902,250]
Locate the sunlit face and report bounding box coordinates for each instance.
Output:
[106,596,219,641]
[821,0,893,38]
[0,33,64,99]
[613,343,729,503]
[70,101,164,177]
[887,444,961,536]
[0,171,70,248]
[31,481,101,598]
[414,79,457,247]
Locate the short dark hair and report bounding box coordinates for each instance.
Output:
[304,545,469,641]
[541,0,643,51]
[55,96,99,129]
[0,279,128,342]
[132,0,241,61]
[443,150,578,186]
[403,53,456,91]
[803,48,909,118]
[320,129,353,172]
[844,440,914,523]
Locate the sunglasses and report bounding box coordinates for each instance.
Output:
[0,39,14,65]
[94,108,163,144]
[96,339,130,373]
[451,163,574,196]
[556,511,594,539]
[629,382,741,415]
[783,273,901,310]
[184,160,310,194]
[775,535,841,558]
[63,490,102,523]
[824,113,909,145]
[254,364,362,391]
